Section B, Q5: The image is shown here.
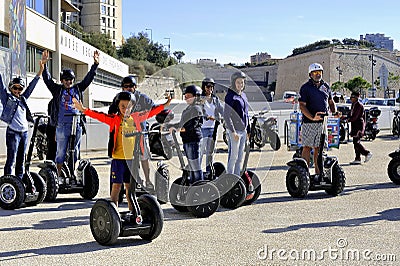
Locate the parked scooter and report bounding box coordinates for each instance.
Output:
[364,107,381,140]
[38,113,99,201]
[148,109,175,160]
[223,111,281,151]
[391,109,400,138]
[387,145,400,185]
[249,110,281,151]
[0,113,47,209]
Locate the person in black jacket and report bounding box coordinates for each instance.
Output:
[346,91,373,164]
[171,85,204,183]
[41,49,99,176]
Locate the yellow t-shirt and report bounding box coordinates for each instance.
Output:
[112,116,136,159]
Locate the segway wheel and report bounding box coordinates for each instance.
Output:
[90,199,121,245]
[0,175,25,210]
[216,174,246,209]
[388,157,400,185]
[241,170,262,205]
[138,194,164,240]
[25,172,47,206]
[186,181,220,218]
[325,164,346,196]
[39,168,59,202]
[80,165,99,200]
[268,131,281,151]
[286,165,310,198]
[213,162,226,179]
[169,177,189,212]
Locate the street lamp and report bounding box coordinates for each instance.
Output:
[164,37,171,56]
[336,66,343,83]
[368,53,377,89]
[145,28,152,42]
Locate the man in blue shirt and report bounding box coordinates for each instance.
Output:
[41,50,99,176]
[0,59,44,178]
[298,63,337,177]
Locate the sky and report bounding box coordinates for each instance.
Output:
[122,0,400,65]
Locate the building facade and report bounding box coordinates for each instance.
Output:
[250,52,271,65]
[360,33,394,52]
[66,0,123,47]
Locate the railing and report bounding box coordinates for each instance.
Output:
[61,22,83,39]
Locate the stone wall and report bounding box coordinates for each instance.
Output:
[137,75,179,102]
[276,47,400,99]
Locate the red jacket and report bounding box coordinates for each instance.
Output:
[84,105,164,155]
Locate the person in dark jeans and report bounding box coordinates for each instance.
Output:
[0,59,44,178]
[46,99,57,161]
[41,49,99,176]
[346,91,373,165]
[171,85,204,183]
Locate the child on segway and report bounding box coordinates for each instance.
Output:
[72,92,171,210]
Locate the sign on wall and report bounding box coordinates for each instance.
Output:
[9,0,26,80]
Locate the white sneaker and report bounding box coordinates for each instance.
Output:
[365,153,373,163]
[350,160,362,165]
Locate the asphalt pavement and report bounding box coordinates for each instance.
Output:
[0,129,399,266]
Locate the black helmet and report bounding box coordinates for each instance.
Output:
[121,75,137,87]
[60,69,75,80]
[184,85,202,96]
[155,109,174,124]
[201,77,215,91]
[114,91,134,109]
[8,76,25,89]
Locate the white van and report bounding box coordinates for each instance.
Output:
[283,91,297,102]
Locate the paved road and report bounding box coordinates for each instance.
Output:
[0,130,399,265]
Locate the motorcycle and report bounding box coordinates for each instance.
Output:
[364,107,381,140]
[391,109,400,138]
[34,115,48,160]
[223,111,281,151]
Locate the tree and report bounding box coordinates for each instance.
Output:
[344,76,370,94]
[83,32,117,58]
[331,81,345,92]
[173,51,185,63]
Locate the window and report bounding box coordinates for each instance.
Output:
[113,8,115,17]
[102,17,106,25]
[107,7,110,16]
[0,33,9,48]
[94,69,122,88]
[108,18,110,27]
[113,19,115,28]
[112,31,115,39]
[26,45,52,74]
[26,0,52,18]
[101,5,106,15]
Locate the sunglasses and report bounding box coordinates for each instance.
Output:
[205,84,214,88]
[122,84,136,88]
[311,70,322,75]
[12,86,23,91]
[64,79,73,82]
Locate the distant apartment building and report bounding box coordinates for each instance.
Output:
[250,52,271,65]
[65,0,123,47]
[360,33,394,51]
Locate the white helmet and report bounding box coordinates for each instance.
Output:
[308,63,324,74]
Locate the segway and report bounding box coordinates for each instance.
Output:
[168,129,220,218]
[204,122,256,209]
[90,131,164,245]
[0,113,47,210]
[286,113,346,198]
[39,113,99,201]
[387,146,400,185]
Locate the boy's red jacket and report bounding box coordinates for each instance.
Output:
[83,105,164,155]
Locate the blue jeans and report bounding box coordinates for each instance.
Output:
[201,127,216,174]
[55,123,82,165]
[5,127,28,178]
[183,142,203,184]
[227,130,246,175]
